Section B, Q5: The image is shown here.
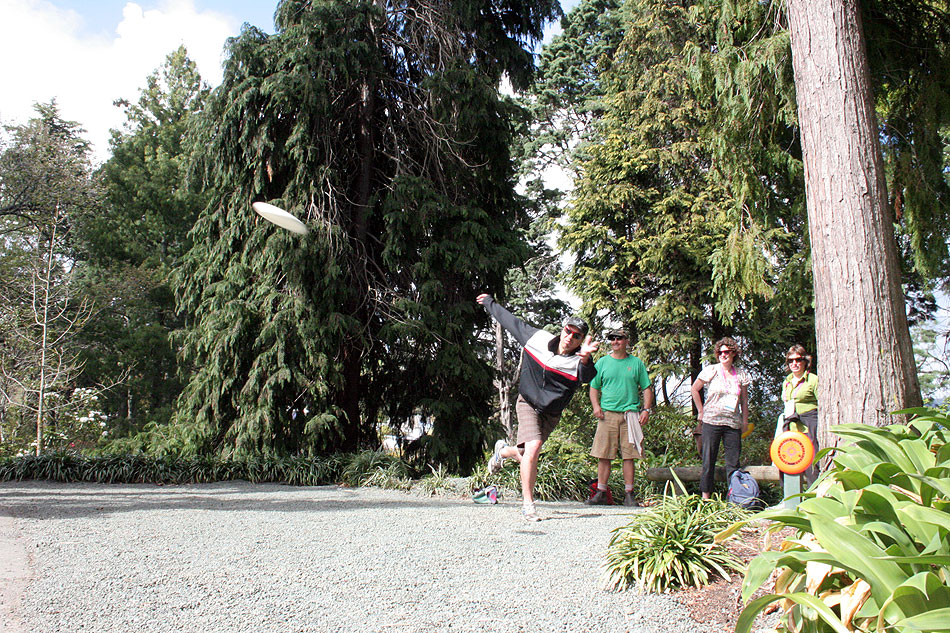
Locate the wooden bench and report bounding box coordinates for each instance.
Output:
[645,465,780,493]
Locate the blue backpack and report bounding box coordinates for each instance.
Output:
[728,469,762,510]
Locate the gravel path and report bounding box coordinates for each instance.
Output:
[0,481,714,633]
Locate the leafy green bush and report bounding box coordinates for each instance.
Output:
[412,465,470,496]
[359,461,413,491]
[642,405,698,465]
[471,453,595,502]
[538,430,593,466]
[340,450,412,487]
[721,408,950,633]
[603,490,749,592]
[473,405,703,502]
[554,403,700,466]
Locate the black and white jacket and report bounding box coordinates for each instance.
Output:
[481,296,596,414]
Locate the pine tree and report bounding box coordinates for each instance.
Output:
[553,0,812,404]
[173,0,559,471]
[75,47,211,443]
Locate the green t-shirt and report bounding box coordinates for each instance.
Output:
[590,354,651,412]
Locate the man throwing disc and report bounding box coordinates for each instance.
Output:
[478,294,598,521]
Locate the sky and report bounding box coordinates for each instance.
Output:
[0,0,580,164]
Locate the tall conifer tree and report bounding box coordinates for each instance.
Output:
[694,0,949,428]
[695,0,950,286]
[174,0,559,470]
[75,47,210,444]
[554,0,812,402]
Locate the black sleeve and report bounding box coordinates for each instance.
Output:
[480,296,539,348]
[578,359,597,384]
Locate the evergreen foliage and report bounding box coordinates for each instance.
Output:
[490,0,622,437]
[93,45,210,267]
[76,47,211,444]
[693,0,950,286]
[552,0,813,399]
[0,451,349,486]
[173,0,560,472]
[520,0,626,178]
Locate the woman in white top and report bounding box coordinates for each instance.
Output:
[690,337,750,499]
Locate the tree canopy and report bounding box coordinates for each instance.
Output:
[172,0,560,471]
[0,102,100,454]
[2,0,947,464]
[72,47,212,450]
[541,0,814,407]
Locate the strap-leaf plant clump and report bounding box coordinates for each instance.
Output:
[719,408,950,633]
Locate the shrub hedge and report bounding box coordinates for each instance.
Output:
[0,453,349,486]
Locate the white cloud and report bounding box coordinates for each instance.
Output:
[0,0,237,164]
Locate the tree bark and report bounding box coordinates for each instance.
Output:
[337,5,383,452]
[36,223,56,456]
[786,0,922,453]
[493,321,513,440]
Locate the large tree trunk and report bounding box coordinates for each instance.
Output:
[689,326,701,414]
[786,0,922,454]
[493,322,513,441]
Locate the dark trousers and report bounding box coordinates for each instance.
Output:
[798,409,820,486]
[700,423,741,494]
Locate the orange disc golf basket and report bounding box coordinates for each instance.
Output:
[771,418,816,508]
[771,429,815,476]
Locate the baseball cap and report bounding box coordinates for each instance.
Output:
[562,316,589,336]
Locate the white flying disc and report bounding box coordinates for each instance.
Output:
[252,201,309,235]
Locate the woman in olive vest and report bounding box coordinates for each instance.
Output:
[780,344,819,485]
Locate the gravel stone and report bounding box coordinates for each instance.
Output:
[1,481,717,633]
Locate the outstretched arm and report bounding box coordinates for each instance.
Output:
[476,293,538,347]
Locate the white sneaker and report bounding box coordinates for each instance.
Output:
[488,439,508,474]
[522,503,540,522]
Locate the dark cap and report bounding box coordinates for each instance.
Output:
[607,328,628,338]
[562,316,589,336]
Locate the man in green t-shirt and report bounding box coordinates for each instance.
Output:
[587,329,654,507]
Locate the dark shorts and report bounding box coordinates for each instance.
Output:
[515,394,561,446]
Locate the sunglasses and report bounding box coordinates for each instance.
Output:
[717,349,734,356]
[787,357,805,364]
[563,327,584,340]
[606,335,627,341]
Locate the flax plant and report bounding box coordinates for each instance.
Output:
[603,488,748,592]
[720,408,950,633]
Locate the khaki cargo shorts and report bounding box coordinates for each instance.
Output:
[590,410,642,460]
